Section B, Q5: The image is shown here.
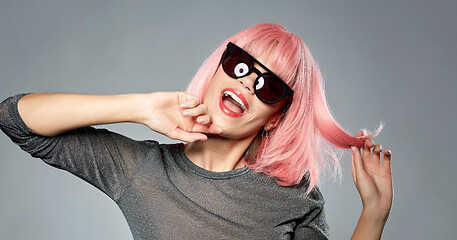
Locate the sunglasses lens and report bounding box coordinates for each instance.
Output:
[255,75,285,103]
[222,49,251,78]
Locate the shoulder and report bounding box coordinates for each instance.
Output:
[139,141,184,169]
[244,170,325,208]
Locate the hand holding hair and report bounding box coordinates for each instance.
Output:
[350,131,393,240]
[142,91,223,143]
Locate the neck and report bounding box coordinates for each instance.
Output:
[184,134,256,172]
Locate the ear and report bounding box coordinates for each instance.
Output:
[264,111,282,131]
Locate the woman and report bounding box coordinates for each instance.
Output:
[0,23,392,239]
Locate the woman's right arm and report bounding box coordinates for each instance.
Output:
[17,92,222,142]
[1,92,222,200]
[18,93,145,136]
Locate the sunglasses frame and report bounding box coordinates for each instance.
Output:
[221,42,294,105]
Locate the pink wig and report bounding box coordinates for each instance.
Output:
[185,23,382,193]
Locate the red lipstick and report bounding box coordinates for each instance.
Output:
[219,88,249,118]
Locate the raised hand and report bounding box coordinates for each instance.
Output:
[142,92,223,143]
[351,131,393,215]
[350,131,393,239]
[351,132,393,240]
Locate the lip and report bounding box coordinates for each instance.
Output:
[219,88,249,118]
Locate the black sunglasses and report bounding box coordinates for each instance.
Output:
[221,42,294,104]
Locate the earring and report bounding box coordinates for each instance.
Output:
[265,126,271,131]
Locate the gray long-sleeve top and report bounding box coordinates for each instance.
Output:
[0,94,329,240]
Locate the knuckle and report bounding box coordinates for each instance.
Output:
[193,96,200,104]
[375,144,382,152]
[197,116,207,124]
[197,104,207,114]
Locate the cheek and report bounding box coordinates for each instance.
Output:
[203,73,222,104]
[203,69,229,100]
[243,108,274,127]
[252,103,280,119]
[210,67,227,86]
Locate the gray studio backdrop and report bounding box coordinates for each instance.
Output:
[1,1,456,239]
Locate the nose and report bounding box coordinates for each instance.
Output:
[237,72,259,95]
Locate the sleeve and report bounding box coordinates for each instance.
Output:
[294,187,330,240]
[0,93,154,202]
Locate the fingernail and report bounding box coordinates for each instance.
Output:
[183,110,191,116]
[386,150,392,155]
[180,104,187,108]
[368,139,375,147]
[197,117,204,123]
[350,146,357,153]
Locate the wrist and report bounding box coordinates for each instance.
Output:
[97,93,147,125]
[131,93,153,124]
[361,207,390,225]
[351,210,388,240]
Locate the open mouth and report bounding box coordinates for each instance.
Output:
[219,88,249,117]
[222,91,247,113]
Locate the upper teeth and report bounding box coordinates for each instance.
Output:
[223,90,247,111]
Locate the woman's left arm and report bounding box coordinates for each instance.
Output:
[350,131,393,240]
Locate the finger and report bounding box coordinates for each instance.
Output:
[351,153,357,183]
[373,144,383,165]
[355,130,364,137]
[182,104,208,117]
[382,149,392,169]
[179,92,200,108]
[192,123,223,134]
[196,113,215,125]
[196,115,210,124]
[351,146,366,177]
[363,138,374,162]
[350,135,362,179]
[168,128,207,143]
